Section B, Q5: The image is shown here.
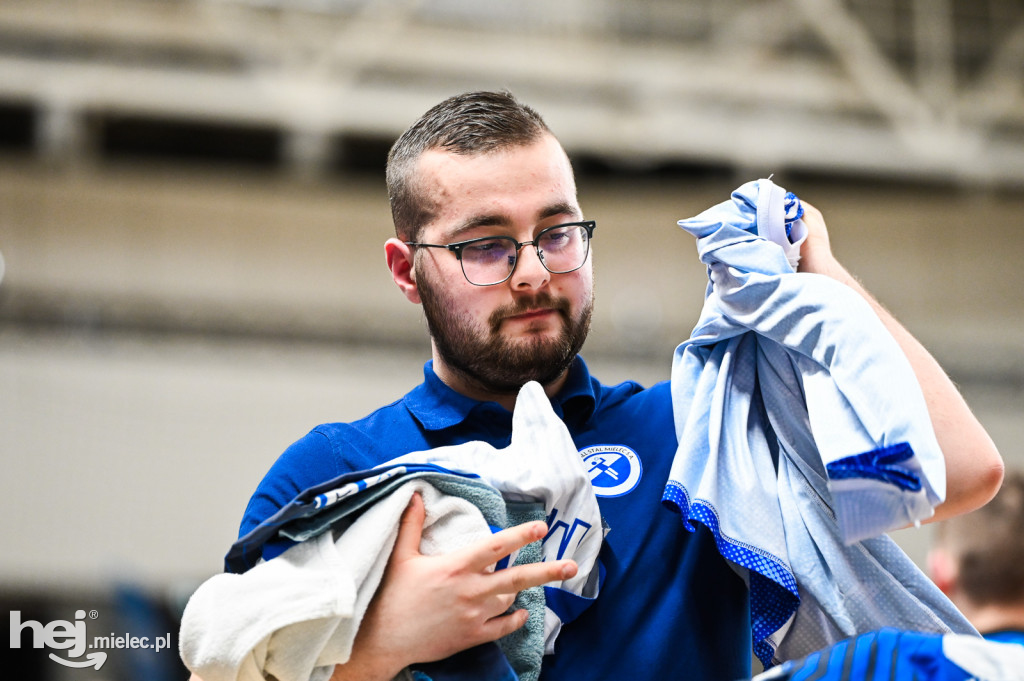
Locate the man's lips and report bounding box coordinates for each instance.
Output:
[488,295,570,333]
[504,308,558,323]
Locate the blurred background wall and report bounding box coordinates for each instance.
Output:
[1,1,1022,678]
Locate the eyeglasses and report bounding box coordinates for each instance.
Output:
[405,220,595,286]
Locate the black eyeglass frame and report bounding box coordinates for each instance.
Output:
[404,220,596,286]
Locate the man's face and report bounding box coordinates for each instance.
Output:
[410,133,594,395]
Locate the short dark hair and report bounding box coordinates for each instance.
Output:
[386,90,552,241]
[935,469,1024,606]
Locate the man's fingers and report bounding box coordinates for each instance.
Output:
[392,492,426,559]
[462,520,549,571]
[494,591,518,614]
[495,559,578,595]
[457,561,575,650]
[478,609,530,643]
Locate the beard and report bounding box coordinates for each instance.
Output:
[417,266,593,395]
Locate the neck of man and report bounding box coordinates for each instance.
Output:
[430,348,571,413]
[958,600,1024,635]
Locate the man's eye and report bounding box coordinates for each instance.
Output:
[463,239,509,261]
[540,228,573,249]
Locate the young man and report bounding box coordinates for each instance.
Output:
[234,91,1003,680]
[929,470,1024,646]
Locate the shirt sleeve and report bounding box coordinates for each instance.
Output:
[236,428,342,540]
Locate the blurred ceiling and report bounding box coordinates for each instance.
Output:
[0,0,1022,185]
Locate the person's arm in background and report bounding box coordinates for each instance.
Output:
[798,202,1004,521]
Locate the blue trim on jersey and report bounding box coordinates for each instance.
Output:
[663,479,799,667]
[824,443,923,492]
[543,562,605,627]
[782,191,804,239]
[543,587,594,627]
[227,462,480,573]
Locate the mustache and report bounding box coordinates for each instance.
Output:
[488,292,571,332]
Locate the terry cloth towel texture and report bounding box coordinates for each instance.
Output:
[663,179,976,668]
[180,381,604,681]
[752,628,1024,681]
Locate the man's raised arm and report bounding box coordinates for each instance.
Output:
[797,202,1004,521]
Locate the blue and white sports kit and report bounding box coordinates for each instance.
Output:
[239,357,751,681]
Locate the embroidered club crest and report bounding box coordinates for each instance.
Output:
[579,445,643,497]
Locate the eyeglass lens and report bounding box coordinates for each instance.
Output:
[461,223,590,286]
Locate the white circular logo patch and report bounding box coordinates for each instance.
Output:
[579,445,643,497]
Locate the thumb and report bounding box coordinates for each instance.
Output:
[392,491,426,559]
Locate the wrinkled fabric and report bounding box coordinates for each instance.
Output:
[181,382,603,681]
[664,179,974,666]
[182,481,509,681]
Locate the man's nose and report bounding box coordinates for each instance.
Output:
[508,244,550,290]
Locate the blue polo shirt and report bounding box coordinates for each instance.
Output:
[239,356,751,681]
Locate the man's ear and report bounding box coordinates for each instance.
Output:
[927,547,958,596]
[385,238,421,304]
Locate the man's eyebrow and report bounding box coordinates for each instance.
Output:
[539,202,581,222]
[444,214,511,241]
[442,202,581,242]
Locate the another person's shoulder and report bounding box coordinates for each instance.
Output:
[983,629,1024,647]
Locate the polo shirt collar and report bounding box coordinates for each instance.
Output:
[405,357,597,431]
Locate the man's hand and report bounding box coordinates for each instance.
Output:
[331,493,578,681]
[794,202,840,279]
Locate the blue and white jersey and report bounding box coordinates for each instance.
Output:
[239,357,751,681]
[666,179,973,667]
[755,628,1024,681]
